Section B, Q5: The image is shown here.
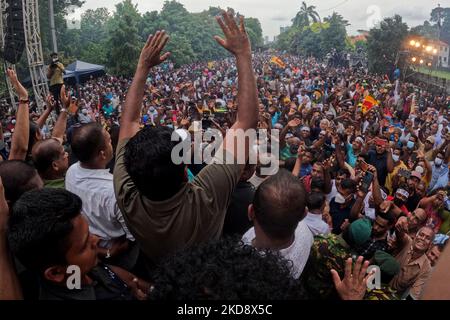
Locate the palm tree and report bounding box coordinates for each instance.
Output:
[292,2,321,28]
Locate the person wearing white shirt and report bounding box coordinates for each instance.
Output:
[242,170,313,279]
[66,123,136,267]
[304,192,330,236]
[296,89,311,109]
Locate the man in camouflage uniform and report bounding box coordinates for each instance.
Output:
[301,219,372,299]
[364,250,400,300]
[302,220,402,300]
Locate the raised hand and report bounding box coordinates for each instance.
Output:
[214,11,251,57]
[46,94,56,110]
[331,256,372,300]
[138,30,170,72]
[60,85,70,108]
[288,118,301,128]
[6,68,28,100]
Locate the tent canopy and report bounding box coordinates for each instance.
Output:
[65,60,106,84]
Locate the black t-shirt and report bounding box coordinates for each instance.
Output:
[367,150,388,187]
[330,198,356,235]
[223,181,255,237]
[406,193,420,212]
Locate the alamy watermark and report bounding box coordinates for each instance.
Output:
[171,125,280,176]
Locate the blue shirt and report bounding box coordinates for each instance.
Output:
[346,143,358,168]
[429,162,449,192]
[300,164,312,178]
[271,111,281,127]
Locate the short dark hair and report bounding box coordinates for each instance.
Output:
[124,126,185,201]
[253,169,306,240]
[149,237,306,299]
[341,178,357,192]
[376,210,396,225]
[32,139,61,175]
[71,123,106,163]
[0,160,41,204]
[307,192,326,211]
[8,188,82,271]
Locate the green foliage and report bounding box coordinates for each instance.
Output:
[107,0,142,76]
[431,6,450,43]
[366,15,409,74]
[292,1,320,29]
[276,10,349,60]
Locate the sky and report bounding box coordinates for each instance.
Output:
[73,0,442,39]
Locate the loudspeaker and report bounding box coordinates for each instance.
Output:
[2,0,25,64]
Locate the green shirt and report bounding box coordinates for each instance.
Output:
[113,139,242,264]
[44,178,65,189]
[280,145,296,161]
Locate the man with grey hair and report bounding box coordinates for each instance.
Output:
[390,225,434,299]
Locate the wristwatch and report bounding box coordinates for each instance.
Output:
[19,98,30,104]
[60,108,68,113]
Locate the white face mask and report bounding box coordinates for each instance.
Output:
[392,154,400,162]
[415,166,424,174]
[365,207,376,219]
[435,158,443,166]
[335,193,347,204]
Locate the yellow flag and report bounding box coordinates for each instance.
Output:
[270,56,286,68]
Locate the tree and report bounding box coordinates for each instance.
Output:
[430,6,450,43]
[244,18,263,48]
[410,21,438,39]
[366,15,409,74]
[292,1,320,28]
[165,34,196,66]
[320,12,349,56]
[107,0,142,76]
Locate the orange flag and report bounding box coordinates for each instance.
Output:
[361,96,377,114]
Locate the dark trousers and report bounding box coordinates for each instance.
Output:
[49,83,63,111]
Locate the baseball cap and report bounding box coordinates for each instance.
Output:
[410,171,422,180]
[426,136,435,144]
[349,218,372,246]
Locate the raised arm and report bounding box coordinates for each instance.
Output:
[51,87,69,141]
[7,69,29,161]
[35,95,54,129]
[214,12,258,159]
[119,31,170,142]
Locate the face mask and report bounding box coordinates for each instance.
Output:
[330,143,336,149]
[392,154,400,162]
[435,158,443,166]
[407,141,415,149]
[415,166,424,174]
[365,207,376,219]
[335,193,347,204]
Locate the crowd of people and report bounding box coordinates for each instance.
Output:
[1,11,450,301]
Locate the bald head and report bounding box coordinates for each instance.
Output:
[32,138,68,177]
[252,169,306,240]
